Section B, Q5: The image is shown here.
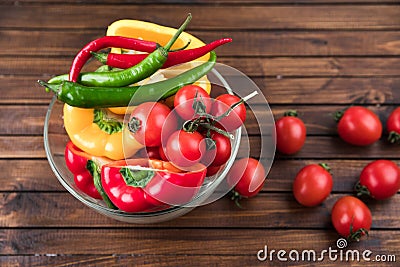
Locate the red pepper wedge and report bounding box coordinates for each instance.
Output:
[65,141,111,199]
[101,158,206,212]
[91,38,232,69]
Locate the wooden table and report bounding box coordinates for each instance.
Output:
[1,0,399,266]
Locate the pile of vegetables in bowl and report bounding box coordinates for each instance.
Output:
[40,14,267,217]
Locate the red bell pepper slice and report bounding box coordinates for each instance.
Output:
[101,158,206,212]
[64,141,114,207]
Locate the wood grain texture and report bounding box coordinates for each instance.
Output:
[1,1,400,266]
[1,5,399,30]
[0,192,399,228]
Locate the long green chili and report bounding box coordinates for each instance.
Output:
[38,51,216,108]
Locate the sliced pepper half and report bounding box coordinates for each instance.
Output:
[63,104,144,160]
[101,158,207,213]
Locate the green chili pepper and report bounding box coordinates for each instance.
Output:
[38,51,216,108]
[60,14,191,87]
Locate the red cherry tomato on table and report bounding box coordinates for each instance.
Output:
[164,130,206,168]
[211,94,246,132]
[331,196,372,241]
[336,106,382,146]
[128,102,177,147]
[227,158,266,198]
[292,163,333,207]
[387,107,400,144]
[356,159,400,200]
[174,85,212,121]
[275,111,306,155]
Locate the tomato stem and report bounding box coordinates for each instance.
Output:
[388,131,400,144]
[283,110,298,117]
[199,122,234,139]
[354,181,371,198]
[229,190,245,209]
[318,163,331,173]
[334,110,345,122]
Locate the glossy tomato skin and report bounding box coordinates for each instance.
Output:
[202,131,232,167]
[293,164,333,207]
[331,196,372,240]
[165,130,206,167]
[174,85,212,121]
[129,102,177,147]
[387,107,400,143]
[358,160,400,200]
[337,106,382,146]
[276,114,306,155]
[211,94,246,132]
[227,158,266,197]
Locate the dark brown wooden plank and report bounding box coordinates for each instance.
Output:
[0,160,63,191]
[2,135,399,159]
[0,253,397,267]
[3,30,400,57]
[4,0,400,4]
[1,5,399,30]
[1,228,399,263]
[1,192,399,228]
[0,255,261,267]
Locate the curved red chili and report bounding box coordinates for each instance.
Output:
[101,158,206,212]
[92,38,232,69]
[68,36,158,82]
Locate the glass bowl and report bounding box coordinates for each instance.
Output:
[44,66,244,223]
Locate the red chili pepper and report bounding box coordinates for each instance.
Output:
[91,38,232,69]
[69,36,159,82]
[101,158,206,212]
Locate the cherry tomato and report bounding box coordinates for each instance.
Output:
[331,196,372,241]
[292,163,333,207]
[336,106,382,146]
[211,94,246,132]
[387,107,400,144]
[275,111,306,155]
[206,165,222,177]
[139,146,161,160]
[202,131,232,167]
[227,158,266,197]
[174,84,212,120]
[128,102,177,147]
[164,130,206,167]
[356,159,400,200]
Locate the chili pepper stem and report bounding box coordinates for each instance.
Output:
[38,80,58,94]
[163,13,192,52]
[90,52,107,64]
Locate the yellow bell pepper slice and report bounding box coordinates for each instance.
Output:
[63,104,143,160]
